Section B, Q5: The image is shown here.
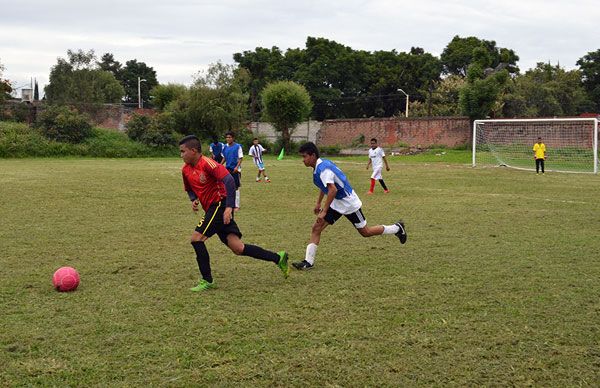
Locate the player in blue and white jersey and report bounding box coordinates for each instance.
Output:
[292,142,407,270]
[249,138,270,183]
[223,131,243,209]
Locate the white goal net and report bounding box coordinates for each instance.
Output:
[472,118,599,174]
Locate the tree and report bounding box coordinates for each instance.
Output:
[44,49,124,105]
[501,62,592,117]
[261,81,313,151]
[233,46,284,120]
[577,49,600,112]
[150,83,187,111]
[119,59,158,106]
[165,62,248,138]
[459,48,510,119]
[441,35,519,77]
[0,60,12,103]
[97,53,122,79]
[34,80,39,101]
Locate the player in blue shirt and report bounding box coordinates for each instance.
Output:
[292,142,407,270]
[209,136,225,164]
[223,131,243,209]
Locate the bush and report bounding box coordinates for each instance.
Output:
[319,145,341,156]
[125,113,152,142]
[0,121,178,157]
[37,105,92,143]
[126,112,179,148]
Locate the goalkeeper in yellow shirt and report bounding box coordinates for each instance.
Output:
[533,137,547,174]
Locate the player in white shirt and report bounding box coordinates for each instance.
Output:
[249,138,270,183]
[366,138,390,194]
[292,142,407,270]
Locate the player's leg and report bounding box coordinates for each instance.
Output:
[541,159,545,174]
[219,224,289,278]
[347,209,407,243]
[378,179,389,193]
[535,159,540,173]
[189,204,222,291]
[293,209,336,270]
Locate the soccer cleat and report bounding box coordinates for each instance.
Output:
[190,279,215,292]
[292,260,314,270]
[256,178,262,182]
[384,189,390,193]
[265,178,271,183]
[366,191,374,195]
[277,251,290,278]
[395,220,407,244]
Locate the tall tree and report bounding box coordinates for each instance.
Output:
[166,62,248,138]
[441,35,519,77]
[261,81,313,151]
[44,49,124,105]
[233,46,284,121]
[576,49,600,112]
[459,47,510,119]
[97,53,122,80]
[119,59,158,106]
[0,60,12,103]
[33,80,39,101]
[501,62,592,117]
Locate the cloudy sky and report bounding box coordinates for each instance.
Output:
[1,0,598,94]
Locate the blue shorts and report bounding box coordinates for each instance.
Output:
[255,161,265,170]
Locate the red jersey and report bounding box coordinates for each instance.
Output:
[182,156,230,211]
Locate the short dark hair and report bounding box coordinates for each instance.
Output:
[225,131,235,138]
[299,142,319,158]
[370,138,378,143]
[253,137,259,141]
[179,135,202,152]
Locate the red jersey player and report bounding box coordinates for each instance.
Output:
[179,135,289,291]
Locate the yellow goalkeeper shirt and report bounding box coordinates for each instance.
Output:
[533,143,546,159]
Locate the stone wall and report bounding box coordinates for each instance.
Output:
[317,117,472,148]
[249,120,321,144]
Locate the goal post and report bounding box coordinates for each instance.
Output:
[472,118,599,174]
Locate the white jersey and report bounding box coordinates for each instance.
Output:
[249,144,266,164]
[316,159,362,215]
[369,147,385,171]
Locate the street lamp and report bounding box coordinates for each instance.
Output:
[397,88,409,118]
[138,77,147,109]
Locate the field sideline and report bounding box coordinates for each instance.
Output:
[1,155,599,386]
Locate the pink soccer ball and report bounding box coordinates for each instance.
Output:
[52,267,80,292]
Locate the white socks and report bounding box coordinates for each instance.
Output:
[382,224,400,235]
[235,190,240,208]
[305,243,318,265]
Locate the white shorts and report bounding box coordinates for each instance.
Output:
[371,168,382,180]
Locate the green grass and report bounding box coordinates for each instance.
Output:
[1,155,599,386]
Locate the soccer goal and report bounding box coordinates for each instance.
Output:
[472,118,599,174]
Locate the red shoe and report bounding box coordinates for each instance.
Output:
[366,191,373,195]
[265,178,271,183]
[384,189,390,193]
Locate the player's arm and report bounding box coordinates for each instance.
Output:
[314,191,325,215]
[383,155,390,171]
[208,162,236,224]
[182,173,200,211]
[366,158,371,170]
[319,183,337,220]
[234,147,243,172]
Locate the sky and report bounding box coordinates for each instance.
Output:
[1,0,599,96]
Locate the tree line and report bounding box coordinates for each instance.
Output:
[2,35,600,129]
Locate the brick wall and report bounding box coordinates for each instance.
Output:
[318,117,472,148]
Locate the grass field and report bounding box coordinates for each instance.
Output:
[1,154,599,386]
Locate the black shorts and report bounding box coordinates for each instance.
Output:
[195,201,242,245]
[323,207,367,229]
[213,155,223,163]
[227,169,241,188]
